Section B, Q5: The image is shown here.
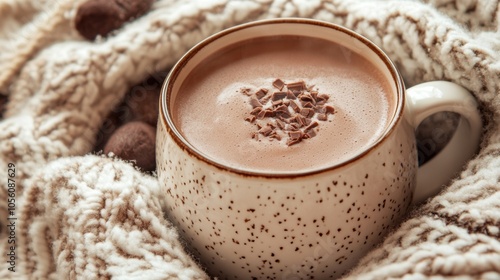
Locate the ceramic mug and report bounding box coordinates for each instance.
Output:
[156,18,482,279]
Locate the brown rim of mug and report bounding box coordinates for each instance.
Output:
[159,18,406,178]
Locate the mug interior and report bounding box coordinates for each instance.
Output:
[160,18,405,176]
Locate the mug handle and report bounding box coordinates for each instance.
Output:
[406,81,482,204]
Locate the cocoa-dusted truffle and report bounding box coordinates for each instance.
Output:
[93,107,129,152]
[74,0,123,40]
[75,0,155,40]
[125,87,161,127]
[104,121,156,171]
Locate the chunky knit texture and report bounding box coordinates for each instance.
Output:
[0,0,499,279]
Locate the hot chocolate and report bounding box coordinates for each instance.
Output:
[173,36,396,173]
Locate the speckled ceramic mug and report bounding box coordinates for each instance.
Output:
[156,19,482,279]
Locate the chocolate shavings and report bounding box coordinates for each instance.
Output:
[241,79,336,146]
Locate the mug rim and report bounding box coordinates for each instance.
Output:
[159,18,406,178]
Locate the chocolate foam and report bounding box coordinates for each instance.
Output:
[173,36,395,172]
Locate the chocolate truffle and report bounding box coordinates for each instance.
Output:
[75,0,124,40]
[104,121,156,171]
[126,87,161,127]
[93,105,129,152]
[75,0,155,40]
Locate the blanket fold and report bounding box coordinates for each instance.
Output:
[0,0,499,279]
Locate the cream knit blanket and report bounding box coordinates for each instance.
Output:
[0,0,499,279]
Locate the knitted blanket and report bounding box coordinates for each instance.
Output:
[0,0,499,279]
